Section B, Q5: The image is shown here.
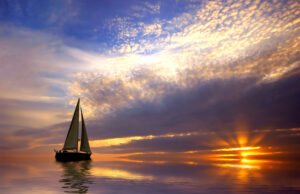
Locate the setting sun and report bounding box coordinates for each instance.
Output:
[0,0,299,193]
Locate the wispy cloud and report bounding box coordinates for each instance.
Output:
[0,0,299,155]
[131,1,160,18]
[66,0,299,117]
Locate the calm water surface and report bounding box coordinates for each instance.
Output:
[0,157,299,194]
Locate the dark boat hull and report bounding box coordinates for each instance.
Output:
[55,152,91,161]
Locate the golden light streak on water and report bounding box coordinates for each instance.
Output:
[214,163,261,169]
[184,161,198,165]
[213,158,240,162]
[91,167,153,181]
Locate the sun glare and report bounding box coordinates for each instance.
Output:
[213,146,261,152]
[208,129,283,170]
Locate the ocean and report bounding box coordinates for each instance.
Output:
[0,156,299,194]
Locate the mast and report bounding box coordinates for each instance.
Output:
[80,108,91,153]
[63,99,80,151]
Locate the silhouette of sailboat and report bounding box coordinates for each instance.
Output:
[55,99,92,161]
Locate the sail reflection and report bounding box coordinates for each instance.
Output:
[58,160,93,193]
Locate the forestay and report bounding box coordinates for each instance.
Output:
[63,99,80,150]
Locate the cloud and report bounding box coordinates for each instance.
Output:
[77,69,300,142]
[131,1,160,18]
[110,0,299,56]
[89,132,198,148]
[69,32,299,119]
[0,25,88,131]
[12,67,300,154]
[0,0,299,155]
[55,0,300,154]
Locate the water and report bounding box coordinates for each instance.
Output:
[0,157,299,194]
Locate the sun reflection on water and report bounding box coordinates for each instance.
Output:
[214,163,261,169]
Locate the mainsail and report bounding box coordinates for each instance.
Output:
[63,99,80,150]
[80,109,91,153]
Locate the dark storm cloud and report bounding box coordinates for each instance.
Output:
[2,62,299,153]
[86,70,300,142]
[10,68,298,153]
[256,128,300,151]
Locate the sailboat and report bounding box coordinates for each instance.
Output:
[55,99,92,161]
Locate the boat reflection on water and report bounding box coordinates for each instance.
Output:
[0,155,299,193]
[58,160,93,193]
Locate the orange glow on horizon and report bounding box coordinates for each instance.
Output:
[50,132,198,149]
[89,132,197,148]
[213,146,261,152]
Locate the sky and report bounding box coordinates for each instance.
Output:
[0,0,299,160]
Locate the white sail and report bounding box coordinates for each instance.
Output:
[80,109,91,153]
[63,99,80,150]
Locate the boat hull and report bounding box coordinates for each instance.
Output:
[55,152,91,161]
